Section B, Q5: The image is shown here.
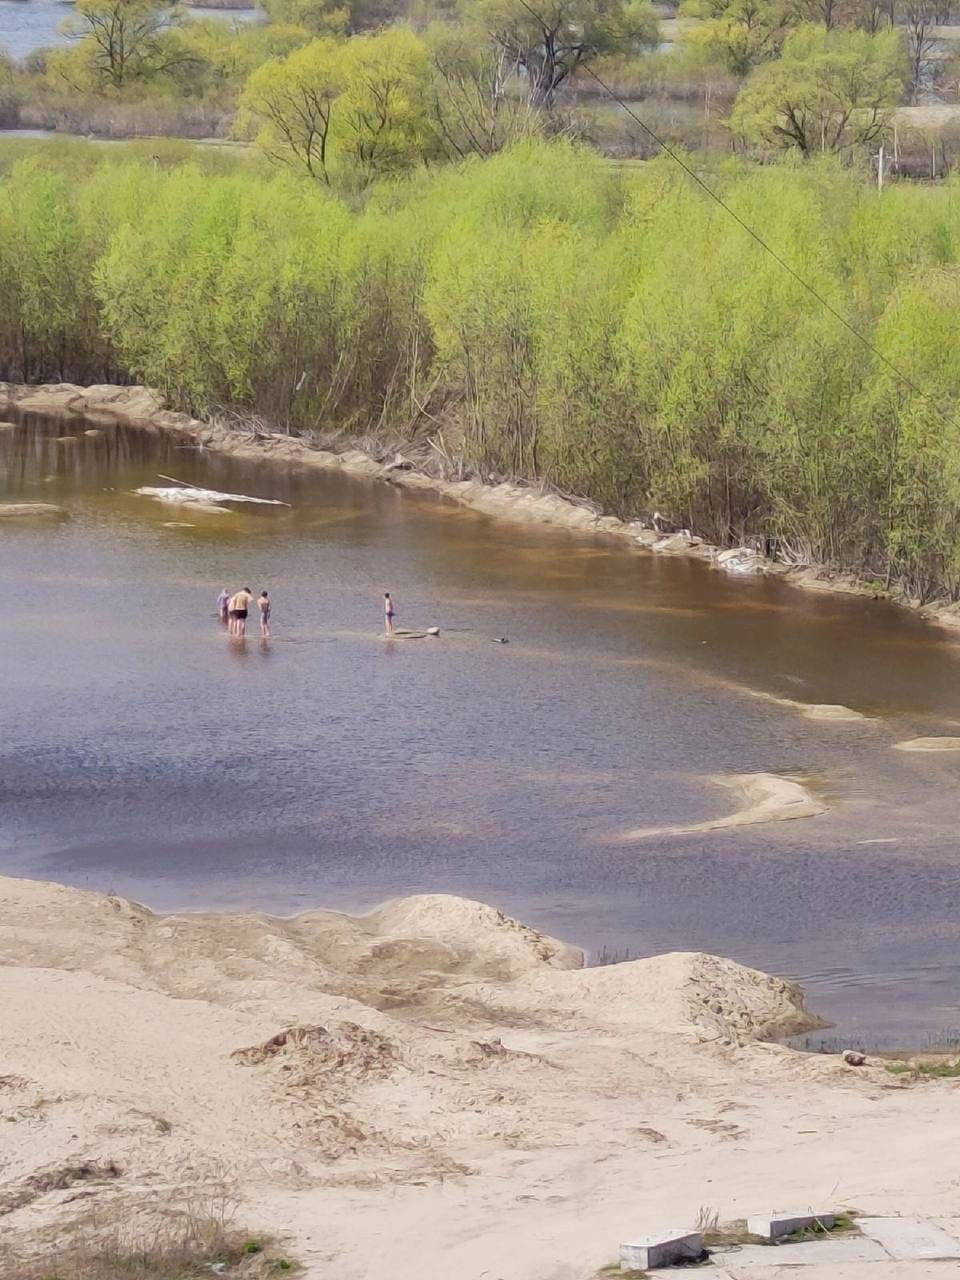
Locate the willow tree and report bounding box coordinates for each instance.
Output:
[258,0,348,37]
[470,0,658,109]
[425,23,540,160]
[730,25,907,154]
[240,38,343,182]
[679,0,793,75]
[55,0,186,90]
[240,30,437,183]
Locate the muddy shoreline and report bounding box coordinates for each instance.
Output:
[4,380,960,631]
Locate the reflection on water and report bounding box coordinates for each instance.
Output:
[3,413,960,1046]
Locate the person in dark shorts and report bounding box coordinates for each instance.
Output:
[384,592,395,636]
[229,586,253,637]
[258,590,271,638]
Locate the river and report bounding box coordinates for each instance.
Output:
[3,412,960,1049]
[0,0,264,61]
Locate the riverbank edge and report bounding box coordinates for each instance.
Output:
[5,379,960,632]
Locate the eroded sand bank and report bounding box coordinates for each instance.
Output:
[611,772,827,842]
[8,876,959,1280]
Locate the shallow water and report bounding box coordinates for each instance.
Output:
[0,0,263,61]
[3,414,960,1047]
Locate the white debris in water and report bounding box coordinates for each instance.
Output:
[135,485,288,507]
[716,546,765,574]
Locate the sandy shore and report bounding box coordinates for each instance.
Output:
[5,875,960,1279]
[5,380,960,629]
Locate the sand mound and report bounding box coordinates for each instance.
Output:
[232,1022,403,1081]
[0,882,580,1012]
[612,772,826,842]
[369,894,582,977]
[516,950,824,1044]
[894,737,960,752]
[683,952,826,1042]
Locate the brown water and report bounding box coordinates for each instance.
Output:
[3,414,960,1047]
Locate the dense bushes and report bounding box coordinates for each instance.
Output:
[4,138,960,597]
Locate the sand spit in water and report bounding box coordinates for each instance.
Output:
[0,502,67,519]
[718,676,867,722]
[893,737,960,751]
[6,876,960,1280]
[611,772,827,842]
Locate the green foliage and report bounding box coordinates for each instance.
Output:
[337,28,437,174]
[166,20,314,97]
[679,0,793,76]
[6,140,960,601]
[886,1060,960,1076]
[240,38,344,180]
[259,0,349,37]
[55,0,186,91]
[425,23,541,159]
[469,0,659,107]
[240,29,438,182]
[261,0,419,34]
[730,25,907,154]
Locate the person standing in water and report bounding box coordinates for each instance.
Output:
[384,592,396,636]
[229,586,253,638]
[217,587,231,624]
[258,590,271,638]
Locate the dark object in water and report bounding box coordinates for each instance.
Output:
[492,637,509,644]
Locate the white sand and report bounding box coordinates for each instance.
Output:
[6,876,958,1279]
[893,737,960,752]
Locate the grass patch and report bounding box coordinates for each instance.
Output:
[885,1061,960,1079]
[778,1213,859,1243]
[700,1219,766,1248]
[7,1211,299,1280]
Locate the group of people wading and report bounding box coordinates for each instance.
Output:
[214,588,398,640]
[217,586,270,638]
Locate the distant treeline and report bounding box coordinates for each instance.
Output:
[3,139,960,599]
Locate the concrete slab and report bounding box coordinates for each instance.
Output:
[722,1237,891,1267]
[620,1229,702,1270]
[746,1213,835,1241]
[859,1217,960,1260]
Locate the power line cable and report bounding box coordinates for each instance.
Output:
[512,0,928,399]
